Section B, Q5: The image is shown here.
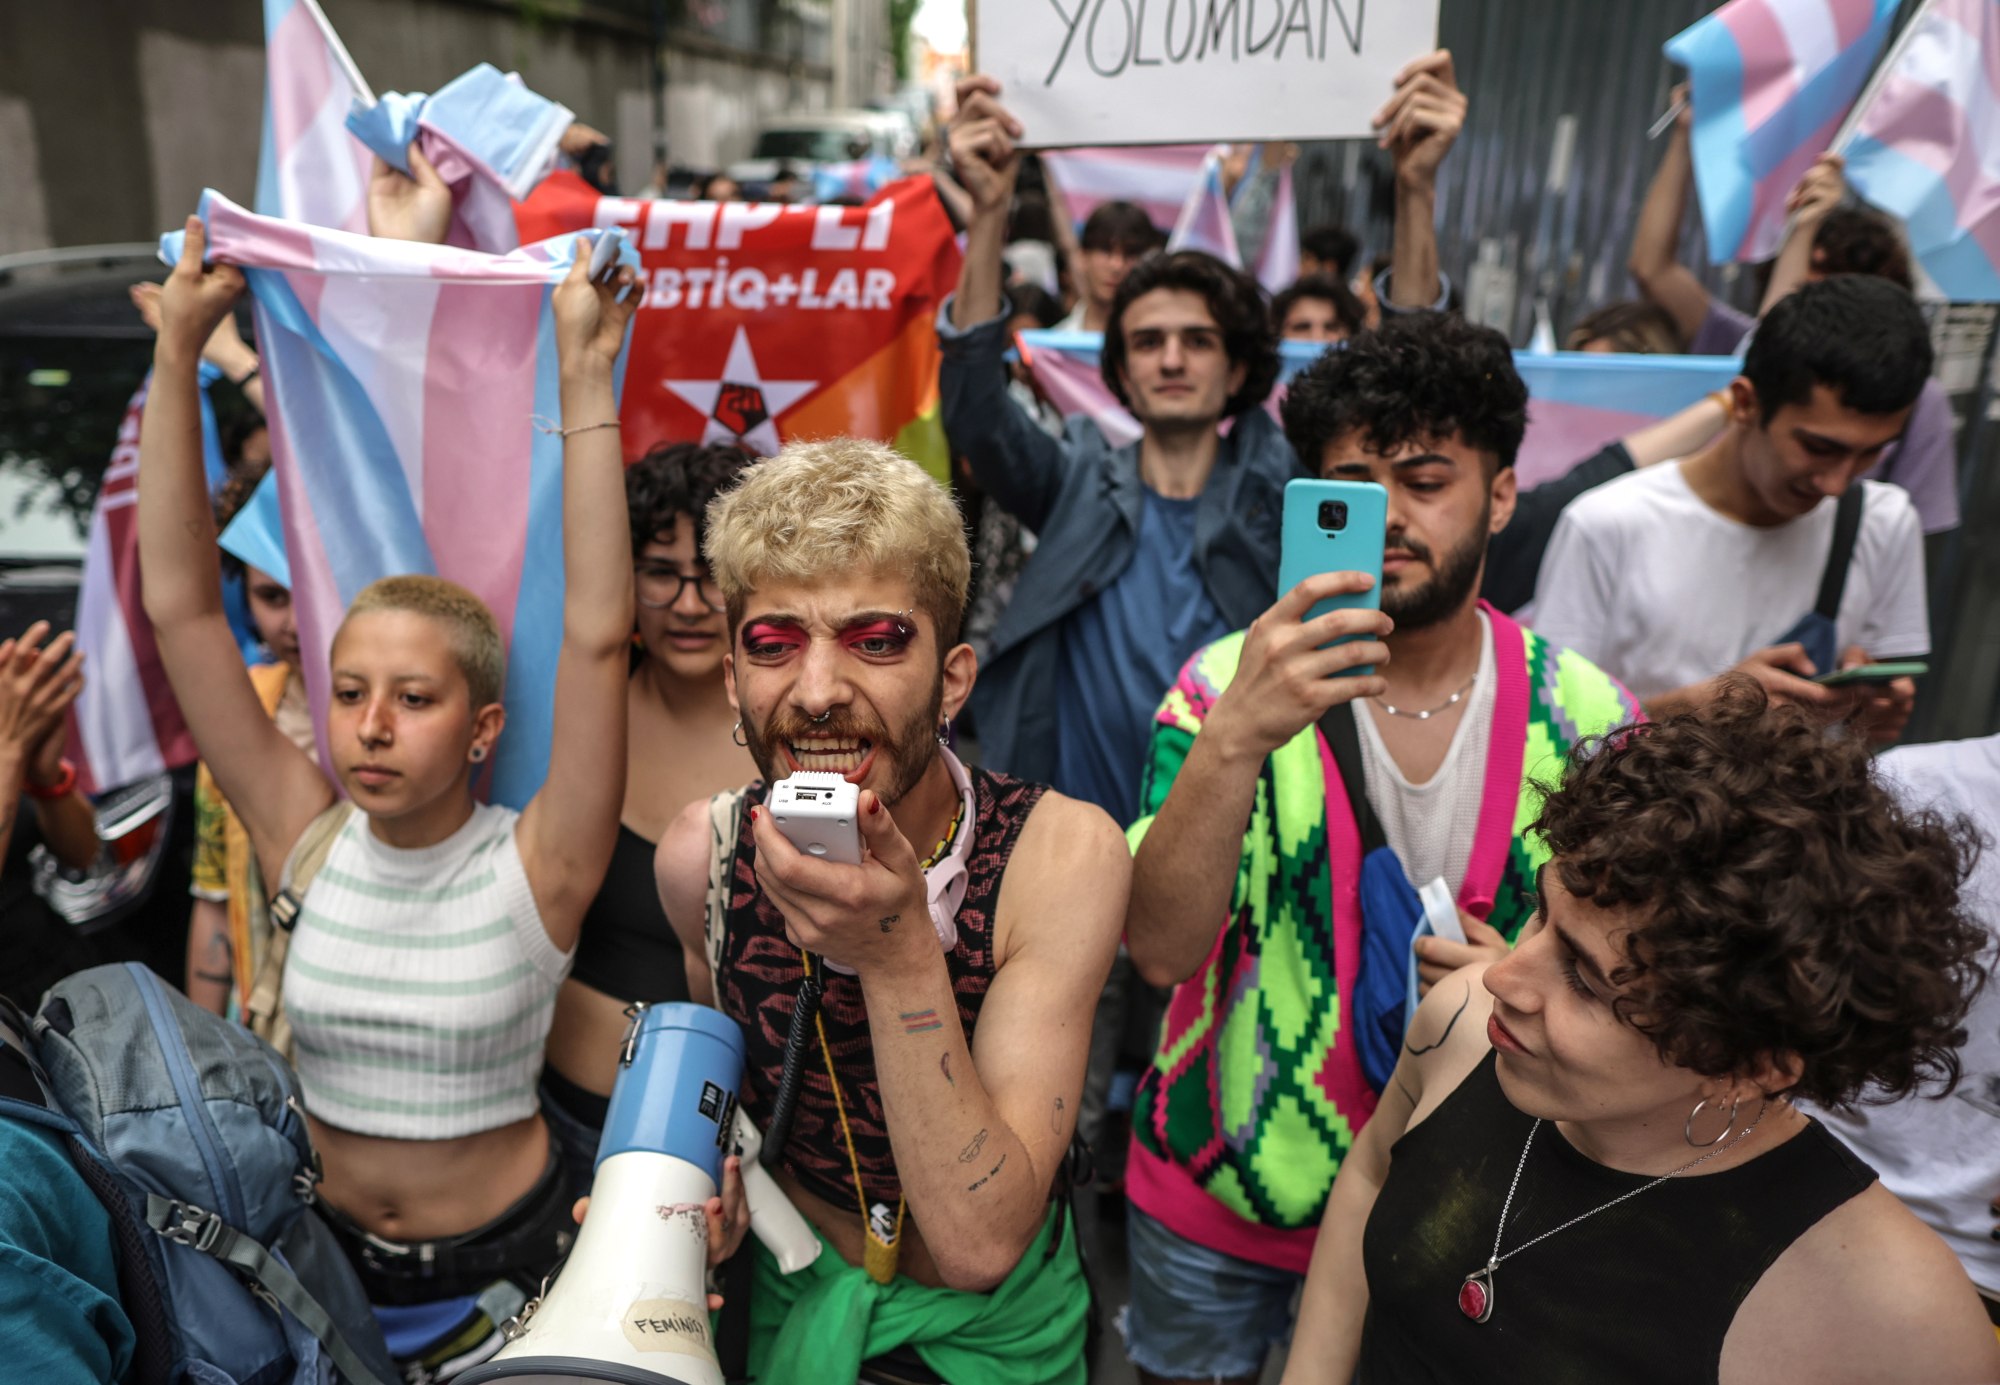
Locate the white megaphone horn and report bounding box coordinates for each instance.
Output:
[458,1003,745,1385]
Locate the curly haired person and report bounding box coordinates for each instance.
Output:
[1284,684,2000,1385]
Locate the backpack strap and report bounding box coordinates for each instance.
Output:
[247,802,358,1061]
[703,788,749,988]
[1814,484,1867,623]
[1317,702,1387,857]
[143,1194,395,1385]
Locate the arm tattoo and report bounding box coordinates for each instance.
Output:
[1051,1096,1065,1133]
[1404,982,1472,1057]
[878,913,900,933]
[957,1128,988,1163]
[899,1008,943,1035]
[965,1152,1007,1193]
[1394,1073,1420,1109]
[940,1052,954,1087]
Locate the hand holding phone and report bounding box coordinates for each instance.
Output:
[1811,661,1928,688]
[1277,479,1390,672]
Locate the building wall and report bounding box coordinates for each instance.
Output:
[0,0,892,256]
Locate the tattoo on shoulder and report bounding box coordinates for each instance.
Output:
[966,1152,1007,1193]
[1404,982,1472,1057]
[940,1052,954,1088]
[957,1128,988,1163]
[878,913,900,934]
[1051,1096,1065,1133]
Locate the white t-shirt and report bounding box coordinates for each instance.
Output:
[1530,464,1929,699]
[1809,736,2000,1295]
[1356,610,1497,896]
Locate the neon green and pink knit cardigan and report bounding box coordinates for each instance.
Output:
[1125,604,1640,1273]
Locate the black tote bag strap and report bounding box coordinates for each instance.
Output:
[1815,484,1866,623]
[1317,701,1386,856]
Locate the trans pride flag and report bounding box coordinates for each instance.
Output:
[163,190,634,807]
[1667,0,1901,262]
[1039,144,1212,232]
[1017,333,1742,488]
[1167,148,1244,267]
[1842,0,2000,301]
[257,0,374,232]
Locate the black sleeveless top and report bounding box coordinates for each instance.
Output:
[717,766,1046,1212]
[1358,1052,1877,1385]
[568,824,689,1004]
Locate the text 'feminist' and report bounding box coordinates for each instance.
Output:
[1045,0,1366,85]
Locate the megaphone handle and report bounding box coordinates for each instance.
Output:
[763,964,823,1172]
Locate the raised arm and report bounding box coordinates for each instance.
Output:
[946,75,1021,333]
[1127,576,1390,988]
[139,220,333,885]
[936,76,1075,534]
[1759,153,1845,315]
[1627,87,1714,345]
[516,247,640,948]
[1373,50,1464,311]
[0,625,91,871]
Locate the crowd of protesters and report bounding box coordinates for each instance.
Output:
[0,36,1995,1385]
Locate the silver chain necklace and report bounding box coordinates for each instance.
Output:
[1458,1103,1767,1324]
[1374,673,1478,721]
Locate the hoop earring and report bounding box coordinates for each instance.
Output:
[469,745,488,764]
[731,720,749,748]
[1685,1095,1740,1148]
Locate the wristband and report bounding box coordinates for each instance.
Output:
[232,365,260,388]
[25,757,77,800]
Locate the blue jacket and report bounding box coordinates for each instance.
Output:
[938,302,1292,784]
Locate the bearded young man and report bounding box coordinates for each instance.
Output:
[1115,314,1641,1385]
[652,440,1128,1385]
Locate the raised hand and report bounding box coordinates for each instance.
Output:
[948,75,1025,221]
[1373,49,1467,191]
[156,218,247,366]
[367,143,452,245]
[552,236,643,377]
[0,624,86,768]
[1207,573,1394,763]
[1787,152,1848,232]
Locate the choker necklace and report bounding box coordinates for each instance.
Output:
[1459,1104,1767,1324]
[1375,672,1478,721]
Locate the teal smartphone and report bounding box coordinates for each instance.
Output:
[1277,478,1388,674]
[1812,661,1929,687]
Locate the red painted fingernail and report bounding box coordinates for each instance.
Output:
[867,797,882,815]
[749,806,759,822]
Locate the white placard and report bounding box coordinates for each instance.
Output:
[974,0,1441,148]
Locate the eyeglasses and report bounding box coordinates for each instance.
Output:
[635,564,726,612]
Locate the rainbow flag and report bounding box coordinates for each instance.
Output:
[514,173,963,482]
[162,190,635,807]
[1666,0,1901,261]
[1017,333,1742,487]
[1842,0,2000,301]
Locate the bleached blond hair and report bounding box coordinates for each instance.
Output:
[338,575,507,708]
[704,439,971,645]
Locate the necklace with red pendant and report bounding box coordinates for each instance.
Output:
[1459,1104,1767,1324]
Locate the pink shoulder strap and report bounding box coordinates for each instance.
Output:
[1458,602,1530,920]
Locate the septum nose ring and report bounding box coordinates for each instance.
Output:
[810,710,831,725]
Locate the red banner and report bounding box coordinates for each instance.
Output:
[516,172,963,477]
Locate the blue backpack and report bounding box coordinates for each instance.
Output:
[0,963,397,1385]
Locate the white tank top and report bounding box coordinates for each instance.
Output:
[282,802,572,1140]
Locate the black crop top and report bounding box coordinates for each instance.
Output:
[567,824,689,1004]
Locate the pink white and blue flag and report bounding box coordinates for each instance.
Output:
[257,0,374,232]
[1017,332,1741,488]
[1167,148,1244,268]
[1256,165,1302,294]
[1841,0,2000,301]
[1039,144,1211,234]
[1666,0,1901,262]
[163,189,634,807]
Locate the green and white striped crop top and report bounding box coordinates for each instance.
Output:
[282,802,572,1140]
